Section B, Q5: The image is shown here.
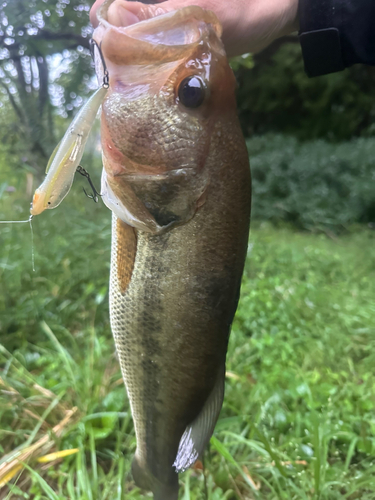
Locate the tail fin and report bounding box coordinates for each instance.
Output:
[132,455,179,500]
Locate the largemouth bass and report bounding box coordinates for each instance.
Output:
[94,2,251,498]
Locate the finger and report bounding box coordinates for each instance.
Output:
[90,0,104,28]
[90,0,160,28]
[90,0,215,29]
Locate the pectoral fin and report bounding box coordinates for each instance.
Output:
[173,367,225,473]
[115,217,137,295]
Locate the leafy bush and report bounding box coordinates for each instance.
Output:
[235,42,375,141]
[249,134,375,229]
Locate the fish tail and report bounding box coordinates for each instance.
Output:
[153,484,179,500]
[132,455,179,500]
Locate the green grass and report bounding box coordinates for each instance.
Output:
[1,180,375,499]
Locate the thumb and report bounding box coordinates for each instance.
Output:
[90,0,211,28]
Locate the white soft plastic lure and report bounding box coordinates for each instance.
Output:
[30,85,108,216]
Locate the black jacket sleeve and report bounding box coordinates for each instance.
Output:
[299,0,375,77]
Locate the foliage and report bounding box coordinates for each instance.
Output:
[1,162,375,497]
[235,41,375,141]
[229,53,254,72]
[0,0,93,175]
[249,134,375,230]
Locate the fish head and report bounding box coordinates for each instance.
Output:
[94,2,238,232]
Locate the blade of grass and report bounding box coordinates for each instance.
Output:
[210,436,260,495]
[89,429,98,492]
[183,469,191,500]
[116,456,125,500]
[37,448,79,463]
[40,321,77,391]
[22,462,61,500]
[344,437,358,471]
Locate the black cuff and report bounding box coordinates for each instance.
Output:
[299,0,375,77]
[299,28,344,77]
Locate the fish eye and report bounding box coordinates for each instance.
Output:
[178,76,205,109]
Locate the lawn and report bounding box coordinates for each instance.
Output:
[1,184,375,499]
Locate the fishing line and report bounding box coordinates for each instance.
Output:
[29,216,35,272]
[0,216,33,223]
[0,215,35,272]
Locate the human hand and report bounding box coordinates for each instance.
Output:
[90,0,299,57]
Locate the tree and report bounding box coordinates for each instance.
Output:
[0,0,94,176]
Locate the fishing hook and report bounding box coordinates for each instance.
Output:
[76,165,101,203]
[89,38,109,89]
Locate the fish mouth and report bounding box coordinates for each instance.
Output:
[94,0,222,67]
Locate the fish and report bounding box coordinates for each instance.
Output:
[94,1,251,498]
[30,85,108,216]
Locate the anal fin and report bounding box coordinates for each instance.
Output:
[173,367,225,473]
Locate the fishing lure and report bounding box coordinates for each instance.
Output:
[30,40,109,216]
